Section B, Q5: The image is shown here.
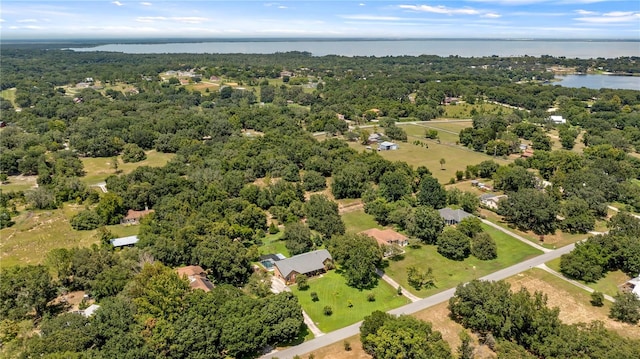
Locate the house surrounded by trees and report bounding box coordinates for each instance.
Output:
[273,249,333,284]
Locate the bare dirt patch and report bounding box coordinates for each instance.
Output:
[303,335,370,359]
[507,271,640,340]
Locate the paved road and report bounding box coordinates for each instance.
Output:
[262,242,579,359]
[536,263,616,302]
[607,205,640,219]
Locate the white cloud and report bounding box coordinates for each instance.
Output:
[172,17,209,24]
[399,4,480,15]
[112,1,123,6]
[341,14,403,21]
[359,3,365,6]
[17,19,38,23]
[604,11,634,17]
[141,2,152,5]
[0,19,5,22]
[575,12,640,23]
[482,13,501,18]
[575,9,597,15]
[136,16,167,23]
[278,5,287,9]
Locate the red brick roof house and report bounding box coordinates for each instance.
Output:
[360,228,409,247]
[121,208,154,225]
[176,265,214,292]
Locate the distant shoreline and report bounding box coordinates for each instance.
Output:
[2,37,640,47]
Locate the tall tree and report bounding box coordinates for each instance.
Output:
[328,233,382,289]
[498,188,558,235]
[417,175,447,209]
[304,194,345,238]
[406,205,445,244]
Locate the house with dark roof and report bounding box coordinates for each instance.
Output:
[273,249,333,284]
[176,265,215,292]
[438,208,474,225]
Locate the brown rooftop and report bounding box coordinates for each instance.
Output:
[360,228,408,246]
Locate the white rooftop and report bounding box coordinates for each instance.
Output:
[110,235,139,247]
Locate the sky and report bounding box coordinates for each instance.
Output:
[1,0,639,40]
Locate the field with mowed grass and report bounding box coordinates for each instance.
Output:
[0,204,140,270]
[291,271,409,333]
[347,140,511,184]
[0,88,17,107]
[258,232,289,257]
[479,208,607,249]
[507,268,640,340]
[341,209,381,233]
[383,223,542,297]
[80,150,175,184]
[401,124,461,144]
[546,257,632,298]
[441,102,513,118]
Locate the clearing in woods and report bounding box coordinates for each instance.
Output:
[507,268,640,340]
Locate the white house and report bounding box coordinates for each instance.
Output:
[549,115,566,124]
[627,276,640,299]
[378,141,399,151]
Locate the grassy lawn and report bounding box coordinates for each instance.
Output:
[0,175,37,192]
[259,232,289,257]
[442,103,512,119]
[0,204,98,269]
[341,209,381,233]
[347,140,511,184]
[0,88,17,107]
[291,271,409,332]
[384,223,542,298]
[546,258,631,298]
[480,208,597,249]
[401,124,461,144]
[80,150,175,184]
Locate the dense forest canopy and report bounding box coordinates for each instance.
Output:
[1,45,639,358]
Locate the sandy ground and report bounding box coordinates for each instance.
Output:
[508,272,640,339]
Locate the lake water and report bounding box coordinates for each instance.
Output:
[555,75,640,90]
[69,40,640,59]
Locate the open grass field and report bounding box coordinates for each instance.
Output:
[185,81,219,93]
[479,208,604,249]
[546,257,632,298]
[547,129,586,153]
[1,204,93,269]
[341,209,381,234]
[258,232,289,257]
[402,124,461,144]
[384,223,542,298]
[0,175,38,192]
[442,102,513,119]
[347,140,511,184]
[507,268,640,340]
[0,88,17,107]
[0,204,142,269]
[80,150,175,184]
[291,271,410,333]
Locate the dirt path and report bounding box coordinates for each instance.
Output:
[338,202,364,214]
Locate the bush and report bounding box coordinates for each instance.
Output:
[590,291,604,307]
[367,293,376,302]
[302,171,327,192]
[323,306,333,316]
[296,274,309,290]
[310,292,319,302]
[609,292,640,324]
[70,210,102,230]
[343,341,352,351]
[268,222,279,234]
[470,232,497,260]
[121,143,146,163]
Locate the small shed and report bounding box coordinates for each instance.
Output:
[378,141,399,151]
[110,235,139,248]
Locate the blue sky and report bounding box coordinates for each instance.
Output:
[1,1,639,39]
